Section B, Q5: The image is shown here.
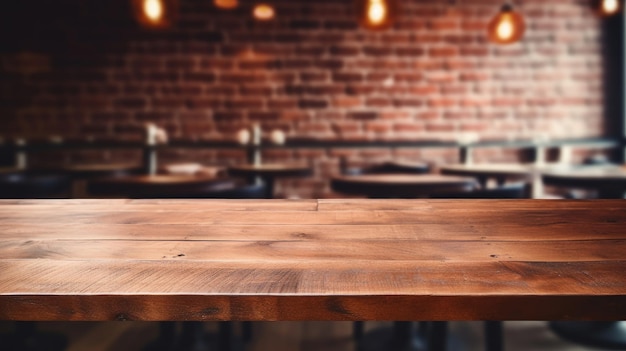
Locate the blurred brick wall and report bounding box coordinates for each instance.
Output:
[0,0,607,197]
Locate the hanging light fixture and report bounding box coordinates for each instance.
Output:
[487,2,525,45]
[214,0,238,10]
[356,0,397,30]
[597,0,621,16]
[132,0,178,29]
[253,3,276,21]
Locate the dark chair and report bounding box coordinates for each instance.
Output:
[341,159,431,176]
[141,182,267,200]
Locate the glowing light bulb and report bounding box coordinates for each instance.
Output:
[253,4,275,21]
[496,16,514,40]
[143,0,163,22]
[487,4,525,45]
[357,0,395,30]
[367,0,387,25]
[602,0,620,15]
[214,0,238,9]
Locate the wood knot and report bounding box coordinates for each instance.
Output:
[115,313,130,321]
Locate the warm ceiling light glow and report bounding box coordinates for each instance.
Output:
[253,4,276,21]
[214,0,238,10]
[144,0,164,22]
[357,0,396,30]
[601,0,620,15]
[487,4,525,45]
[368,0,387,25]
[132,0,177,29]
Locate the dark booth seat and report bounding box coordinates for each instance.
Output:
[430,182,531,199]
[341,159,431,176]
[0,171,71,199]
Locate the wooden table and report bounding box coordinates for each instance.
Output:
[440,163,579,198]
[439,163,535,186]
[331,174,477,198]
[542,165,626,198]
[228,163,312,198]
[1,199,624,323]
[87,174,236,198]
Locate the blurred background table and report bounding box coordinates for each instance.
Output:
[439,163,588,198]
[542,165,626,199]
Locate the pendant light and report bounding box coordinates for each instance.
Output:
[487,2,525,45]
[214,0,238,10]
[132,0,178,29]
[253,3,276,21]
[597,0,621,16]
[356,0,397,30]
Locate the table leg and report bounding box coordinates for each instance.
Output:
[177,322,244,351]
[357,322,426,351]
[485,321,503,351]
[550,321,626,349]
[263,178,275,199]
[428,321,447,351]
[3,322,67,351]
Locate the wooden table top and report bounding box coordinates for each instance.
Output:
[2,199,624,322]
[331,174,478,197]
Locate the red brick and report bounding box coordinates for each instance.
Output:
[429,47,458,57]
[330,46,360,56]
[332,72,363,83]
[366,98,392,107]
[300,72,328,82]
[249,112,281,121]
[240,85,273,96]
[268,99,298,109]
[333,97,361,108]
[299,99,329,109]
[224,99,264,109]
[349,111,378,120]
[114,97,147,109]
[331,121,361,134]
[395,47,425,57]
[186,98,222,109]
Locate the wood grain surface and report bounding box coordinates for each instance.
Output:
[0,199,625,321]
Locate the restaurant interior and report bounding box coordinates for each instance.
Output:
[1,0,625,350]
